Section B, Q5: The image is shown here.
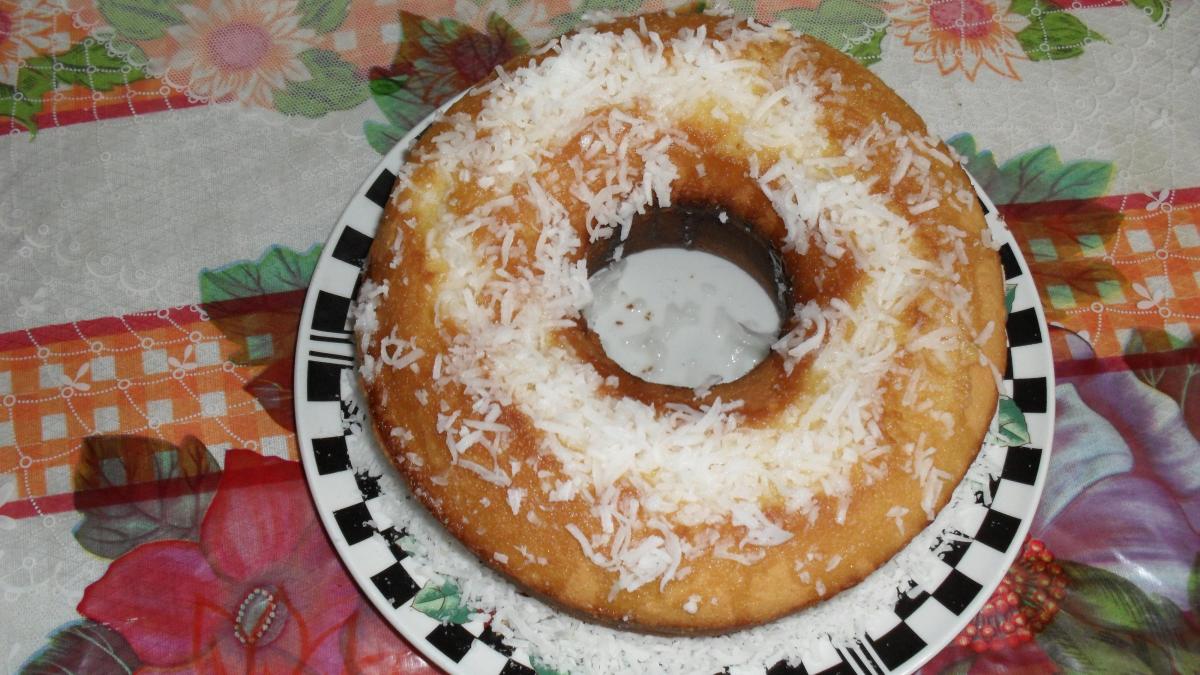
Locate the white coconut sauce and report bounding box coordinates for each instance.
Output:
[584,248,781,388]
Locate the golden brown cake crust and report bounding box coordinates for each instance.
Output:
[358,12,1007,634]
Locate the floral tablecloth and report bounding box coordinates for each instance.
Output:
[2,0,1199,672]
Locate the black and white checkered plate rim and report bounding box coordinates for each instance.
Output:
[293,112,1056,675]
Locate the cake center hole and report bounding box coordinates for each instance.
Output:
[583,205,788,389]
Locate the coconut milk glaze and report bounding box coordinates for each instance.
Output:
[584,248,780,389]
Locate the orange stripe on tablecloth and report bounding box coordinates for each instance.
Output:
[0,291,305,350]
[1000,187,1200,361]
[35,89,207,129]
[0,460,299,520]
[1055,344,1200,378]
[998,186,1200,218]
[0,307,203,351]
[0,291,307,499]
[200,289,307,317]
[3,83,206,135]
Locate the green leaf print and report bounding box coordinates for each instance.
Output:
[946,134,1000,194]
[1059,561,1184,638]
[19,620,141,674]
[199,243,318,378]
[726,0,757,15]
[297,0,351,34]
[487,12,531,59]
[946,134,1115,205]
[778,0,888,62]
[363,12,530,153]
[0,76,51,136]
[98,0,186,41]
[1128,0,1169,27]
[845,24,886,66]
[48,41,148,91]
[72,436,221,559]
[1038,610,1158,674]
[1049,561,1200,674]
[364,119,412,154]
[1032,158,1114,202]
[1189,553,1200,616]
[995,397,1031,446]
[274,49,370,117]
[1005,283,1018,315]
[1008,0,1038,16]
[199,244,323,303]
[412,582,474,624]
[1011,0,1107,62]
[1002,146,1113,203]
[367,74,439,148]
[0,40,148,135]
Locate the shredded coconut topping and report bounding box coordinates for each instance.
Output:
[364,17,992,596]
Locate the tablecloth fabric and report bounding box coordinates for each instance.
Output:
[2,0,1199,672]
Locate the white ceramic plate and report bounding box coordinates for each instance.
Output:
[293,108,1055,675]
